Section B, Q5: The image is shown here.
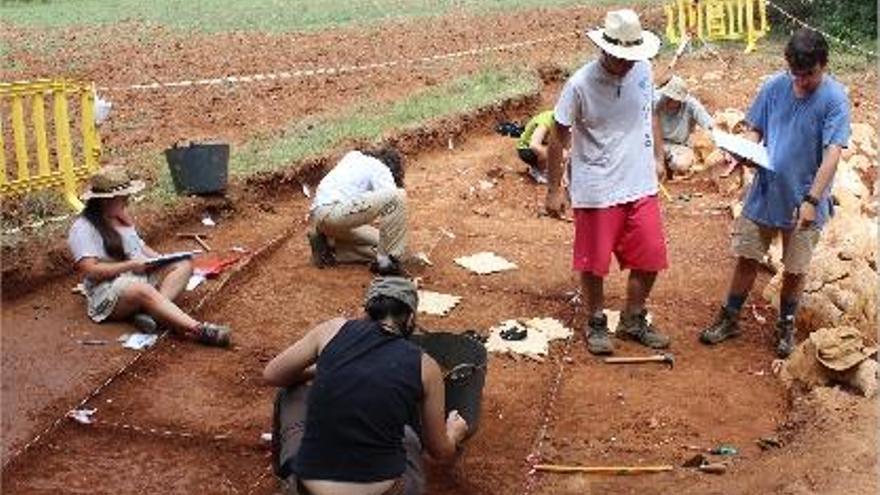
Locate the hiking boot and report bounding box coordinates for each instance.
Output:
[131,313,158,333]
[527,166,548,185]
[195,323,231,348]
[307,230,335,268]
[617,310,671,349]
[775,316,796,358]
[585,313,614,355]
[370,255,406,277]
[699,306,741,345]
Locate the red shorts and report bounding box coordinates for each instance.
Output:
[572,195,668,277]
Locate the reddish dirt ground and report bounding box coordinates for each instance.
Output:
[2,6,878,495]
[4,127,875,494]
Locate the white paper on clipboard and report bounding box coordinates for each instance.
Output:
[712,130,771,170]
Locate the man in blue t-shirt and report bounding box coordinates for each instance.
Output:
[699,29,851,358]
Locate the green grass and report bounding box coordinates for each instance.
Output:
[1,0,641,33]
[145,67,539,202]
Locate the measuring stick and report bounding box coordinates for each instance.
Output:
[534,464,674,475]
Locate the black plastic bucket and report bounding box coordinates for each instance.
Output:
[411,331,487,437]
[164,141,229,195]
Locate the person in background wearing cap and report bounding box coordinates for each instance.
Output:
[264,277,468,495]
[699,29,850,357]
[68,167,231,347]
[307,146,409,276]
[655,75,714,180]
[545,9,671,355]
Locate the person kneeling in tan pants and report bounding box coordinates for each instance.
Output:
[308,146,408,276]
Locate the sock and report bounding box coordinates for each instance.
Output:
[780,299,798,321]
[376,254,391,267]
[724,293,747,314]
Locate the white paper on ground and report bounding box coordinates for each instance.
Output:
[454,252,517,275]
[119,333,159,350]
[417,290,461,316]
[67,408,97,425]
[712,130,771,170]
[186,273,207,291]
[485,317,572,360]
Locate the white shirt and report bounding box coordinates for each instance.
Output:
[554,60,658,208]
[311,151,397,211]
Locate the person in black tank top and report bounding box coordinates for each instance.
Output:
[264,277,469,495]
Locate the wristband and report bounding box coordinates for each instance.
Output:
[803,193,820,207]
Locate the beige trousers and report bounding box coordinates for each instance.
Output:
[664,143,696,172]
[312,189,407,263]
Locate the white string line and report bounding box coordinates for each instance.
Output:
[765,0,876,58]
[98,30,581,93]
[1,224,298,470]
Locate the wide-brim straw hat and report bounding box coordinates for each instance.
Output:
[586,9,661,61]
[81,166,145,200]
[660,75,689,102]
[810,326,877,371]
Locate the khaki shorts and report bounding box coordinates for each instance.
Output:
[731,215,821,275]
[85,272,157,322]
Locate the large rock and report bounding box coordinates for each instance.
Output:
[713,108,746,133]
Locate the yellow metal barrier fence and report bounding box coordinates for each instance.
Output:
[1,79,102,211]
[665,0,769,53]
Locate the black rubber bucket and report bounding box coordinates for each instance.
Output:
[165,141,229,195]
[411,331,487,437]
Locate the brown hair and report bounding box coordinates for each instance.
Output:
[81,198,126,260]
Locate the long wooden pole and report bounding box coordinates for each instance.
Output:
[534,464,674,475]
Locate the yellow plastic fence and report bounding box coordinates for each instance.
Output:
[665,0,769,53]
[0,79,102,211]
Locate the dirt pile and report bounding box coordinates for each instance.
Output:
[762,122,878,333]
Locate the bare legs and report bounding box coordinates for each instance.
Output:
[109,260,199,335]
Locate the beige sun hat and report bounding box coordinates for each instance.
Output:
[809,327,877,371]
[81,166,145,200]
[586,9,661,61]
[661,75,689,102]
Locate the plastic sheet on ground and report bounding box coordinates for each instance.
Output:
[485,318,572,360]
[454,252,517,275]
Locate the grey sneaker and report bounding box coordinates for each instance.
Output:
[528,166,548,185]
[131,313,158,333]
[617,310,670,349]
[585,313,614,355]
[195,323,231,348]
[307,229,335,268]
[776,316,796,358]
[700,306,741,345]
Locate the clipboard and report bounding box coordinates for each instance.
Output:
[712,130,772,171]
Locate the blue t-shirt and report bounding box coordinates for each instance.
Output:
[742,71,851,229]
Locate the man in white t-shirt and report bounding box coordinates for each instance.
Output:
[308,146,407,276]
[546,9,671,355]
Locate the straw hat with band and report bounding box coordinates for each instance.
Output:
[660,75,689,102]
[81,167,145,200]
[586,9,661,62]
[809,326,877,371]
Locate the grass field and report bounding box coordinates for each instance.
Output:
[148,67,540,202]
[0,0,638,32]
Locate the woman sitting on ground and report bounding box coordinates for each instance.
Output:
[67,166,231,347]
[264,276,468,495]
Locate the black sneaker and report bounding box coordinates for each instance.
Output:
[617,310,670,349]
[307,230,335,268]
[195,323,231,348]
[776,316,796,358]
[585,313,614,355]
[700,306,741,345]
